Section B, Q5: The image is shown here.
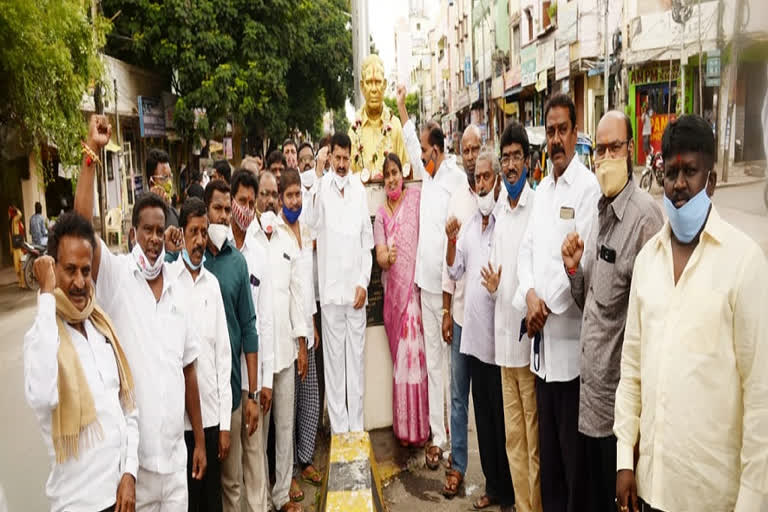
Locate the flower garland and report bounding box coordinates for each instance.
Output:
[350,108,396,182]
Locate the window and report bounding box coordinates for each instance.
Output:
[525,9,533,44]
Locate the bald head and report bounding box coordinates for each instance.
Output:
[461,124,482,177]
[596,110,634,177]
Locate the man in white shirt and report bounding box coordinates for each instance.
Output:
[513,94,600,512]
[280,169,324,490]
[614,115,768,512]
[435,123,481,497]
[447,151,515,511]
[397,85,466,467]
[485,123,541,512]
[249,171,308,512]
[228,169,275,512]
[24,212,139,512]
[641,104,652,156]
[306,132,373,434]
[75,115,206,511]
[171,197,233,511]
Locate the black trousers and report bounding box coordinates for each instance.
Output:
[184,425,222,512]
[536,377,587,512]
[469,355,515,506]
[584,433,617,512]
[639,498,666,512]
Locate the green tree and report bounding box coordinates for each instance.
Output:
[333,108,350,135]
[383,91,421,124]
[103,0,352,143]
[0,0,108,164]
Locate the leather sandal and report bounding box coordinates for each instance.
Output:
[425,445,442,470]
[300,465,322,487]
[441,468,463,499]
[289,478,304,502]
[472,494,497,510]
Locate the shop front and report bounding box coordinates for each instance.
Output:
[628,61,694,164]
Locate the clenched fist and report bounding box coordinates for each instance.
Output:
[34,255,56,294]
[86,114,112,154]
[445,216,461,241]
[561,232,584,271]
[396,85,407,109]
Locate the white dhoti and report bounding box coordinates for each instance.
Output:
[264,365,296,509]
[321,303,366,434]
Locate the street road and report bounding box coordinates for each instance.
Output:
[0,180,765,511]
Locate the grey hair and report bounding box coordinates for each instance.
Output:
[476,149,501,175]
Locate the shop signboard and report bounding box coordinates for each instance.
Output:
[521,44,537,87]
[138,96,165,138]
[536,70,548,92]
[470,82,481,104]
[705,50,720,87]
[505,64,521,90]
[464,57,472,86]
[492,76,504,98]
[555,46,570,81]
[558,2,578,46]
[537,38,555,72]
[458,89,469,109]
[629,62,680,85]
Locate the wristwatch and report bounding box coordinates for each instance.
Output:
[247,391,258,401]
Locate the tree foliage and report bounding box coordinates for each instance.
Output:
[0,0,108,164]
[333,108,350,135]
[103,0,353,142]
[383,91,421,124]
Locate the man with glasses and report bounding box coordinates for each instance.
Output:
[614,115,768,512]
[561,111,662,511]
[305,133,373,434]
[514,93,600,512]
[146,148,180,228]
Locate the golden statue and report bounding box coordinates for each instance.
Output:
[349,54,409,182]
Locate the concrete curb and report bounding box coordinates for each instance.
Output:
[716,177,766,189]
[320,431,387,512]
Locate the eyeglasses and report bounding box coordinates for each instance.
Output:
[500,153,525,166]
[299,156,315,165]
[595,140,629,157]
[150,174,170,184]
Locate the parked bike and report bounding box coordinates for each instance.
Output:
[21,241,47,291]
[640,149,664,192]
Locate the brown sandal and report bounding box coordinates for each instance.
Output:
[425,445,442,470]
[441,468,463,499]
[473,494,497,510]
[289,478,304,502]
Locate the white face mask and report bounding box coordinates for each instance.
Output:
[477,176,497,216]
[259,210,278,234]
[131,241,165,280]
[333,171,349,190]
[207,223,229,250]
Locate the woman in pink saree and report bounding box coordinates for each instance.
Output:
[373,154,429,446]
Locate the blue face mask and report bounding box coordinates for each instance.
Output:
[502,167,528,201]
[663,183,712,243]
[182,248,206,270]
[282,204,302,224]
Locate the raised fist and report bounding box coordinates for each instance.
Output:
[561,232,584,271]
[445,216,461,241]
[86,114,112,153]
[34,255,56,293]
[396,85,407,108]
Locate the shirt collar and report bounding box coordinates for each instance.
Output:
[655,204,724,249]
[360,104,393,128]
[175,258,208,283]
[558,154,581,186]
[599,179,635,222]
[133,260,173,296]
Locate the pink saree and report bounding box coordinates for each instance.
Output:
[374,187,429,445]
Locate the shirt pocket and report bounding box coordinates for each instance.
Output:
[680,288,725,354]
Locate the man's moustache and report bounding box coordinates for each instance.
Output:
[551,146,565,155]
[69,288,87,297]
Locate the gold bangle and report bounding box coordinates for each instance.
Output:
[442,308,450,316]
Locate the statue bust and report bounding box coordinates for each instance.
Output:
[349,54,409,182]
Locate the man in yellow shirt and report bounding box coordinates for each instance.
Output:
[614,114,768,512]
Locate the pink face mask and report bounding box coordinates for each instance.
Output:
[386,179,403,201]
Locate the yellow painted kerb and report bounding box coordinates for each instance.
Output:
[325,490,374,511]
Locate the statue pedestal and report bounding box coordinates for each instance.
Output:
[361,180,421,431]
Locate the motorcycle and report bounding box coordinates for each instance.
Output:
[640,149,664,192]
[21,240,47,291]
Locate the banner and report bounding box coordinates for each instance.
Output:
[138,96,165,138]
[521,44,537,87]
[556,46,570,81]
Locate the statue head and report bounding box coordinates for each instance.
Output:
[361,54,387,116]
